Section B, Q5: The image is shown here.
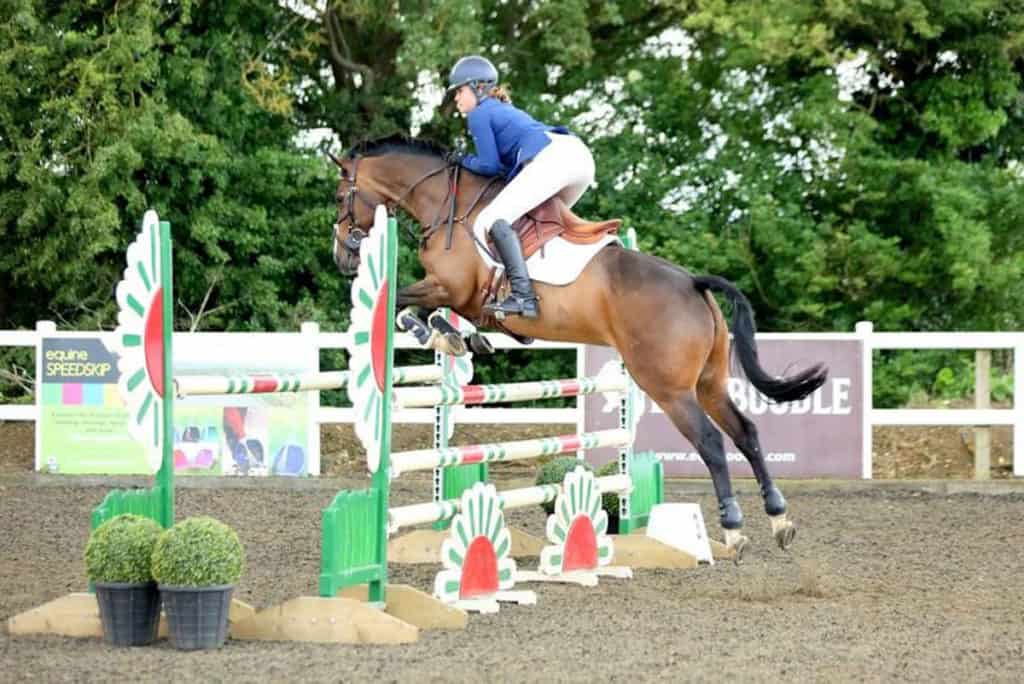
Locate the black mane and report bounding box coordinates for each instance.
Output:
[346,134,449,159]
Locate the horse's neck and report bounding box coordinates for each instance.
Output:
[371,156,492,260]
[456,173,503,223]
[370,158,446,220]
[391,168,493,314]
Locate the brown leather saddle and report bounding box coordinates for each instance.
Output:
[497,196,621,259]
[478,197,621,340]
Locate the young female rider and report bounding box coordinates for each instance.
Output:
[446,55,596,319]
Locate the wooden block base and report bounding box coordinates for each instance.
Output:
[231,584,467,644]
[230,596,418,645]
[336,583,468,630]
[710,539,735,560]
[7,592,254,640]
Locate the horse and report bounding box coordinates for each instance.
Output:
[330,135,828,559]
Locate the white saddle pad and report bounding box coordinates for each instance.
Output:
[475,234,620,286]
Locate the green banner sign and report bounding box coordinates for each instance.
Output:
[37,334,148,474]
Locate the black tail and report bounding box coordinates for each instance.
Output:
[693,275,827,403]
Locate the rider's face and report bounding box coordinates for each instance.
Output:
[454,85,478,114]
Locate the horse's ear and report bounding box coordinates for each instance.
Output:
[326,151,344,170]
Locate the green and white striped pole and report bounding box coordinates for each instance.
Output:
[173,365,440,397]
[394,374,628,408]
[392,429,632,476]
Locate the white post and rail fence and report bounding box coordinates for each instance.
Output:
[1,321,1020,479]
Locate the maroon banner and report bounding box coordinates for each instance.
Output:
[582,339,863,478]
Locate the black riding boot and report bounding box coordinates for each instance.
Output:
[485,219,539,319]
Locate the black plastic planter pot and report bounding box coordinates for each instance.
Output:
[159,585,233,650]
[94,581,161,647]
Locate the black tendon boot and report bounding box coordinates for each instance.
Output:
[485,219,539,318]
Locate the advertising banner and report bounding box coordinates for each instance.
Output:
[36,334,146,474]
[169,332,319,477]
[36,331,319,476]
[582,339,863,478]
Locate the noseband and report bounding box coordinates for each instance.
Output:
[334,157,382,255]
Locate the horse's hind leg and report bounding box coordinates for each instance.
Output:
[656,391,749,561]
[698,383,797,550]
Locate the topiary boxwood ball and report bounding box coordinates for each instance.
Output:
[84,514,163,584]
[152,516,245,588]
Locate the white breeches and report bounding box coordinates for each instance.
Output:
[473,133,595,242]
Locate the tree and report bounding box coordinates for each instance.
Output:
[2,0,1021,404]
[0,0,343,336]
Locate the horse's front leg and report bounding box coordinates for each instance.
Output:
[396,279,467,356]
[395,306,432,346]
[396,276,452,310]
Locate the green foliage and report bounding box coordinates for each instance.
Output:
[0,348,33,406]
[151,517,244,588]
[874,350,1016,408]
[3,0,1022,409]
[0,1,343,337]
[84,514,162,584]
[595,460,621,520]
[535,456,591,515]
[535,458,622,523]
[991,375,1015,404]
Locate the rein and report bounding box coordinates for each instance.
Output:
[418,170,502,249]
[337,154,504,253]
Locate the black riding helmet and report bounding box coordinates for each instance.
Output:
[446,55,498,102]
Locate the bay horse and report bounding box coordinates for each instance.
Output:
[331,135,827,559]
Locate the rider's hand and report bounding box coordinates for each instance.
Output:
[444,150,464,166]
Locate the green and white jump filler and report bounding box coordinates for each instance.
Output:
[94,211,176,529]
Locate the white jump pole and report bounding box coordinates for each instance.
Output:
[393,374,628,408]
[391,429,632,476]
[174,364,443,397]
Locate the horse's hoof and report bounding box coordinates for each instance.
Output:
[442,332,467,357]
[723,528,749,565]
[732,537,748,565]
[425,330,467,357]
[467,332,494,355]
[770,514,796,551]
[776,525,796,550]
[396,307,421,331]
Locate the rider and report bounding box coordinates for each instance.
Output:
[446,55,595,319]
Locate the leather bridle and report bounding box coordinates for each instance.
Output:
[333,157,383,255]
[332,153,504,259]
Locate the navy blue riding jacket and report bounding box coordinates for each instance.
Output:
[460,98,570,179]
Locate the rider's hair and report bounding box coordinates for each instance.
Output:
[488,84,511,103]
